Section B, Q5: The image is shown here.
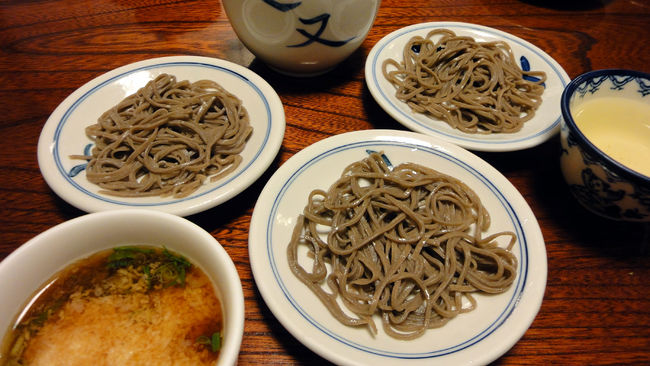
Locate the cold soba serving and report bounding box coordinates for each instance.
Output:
[0,246,223,365]
[73,73,253,199]
[287,152,518,340]
[383,29,546,134]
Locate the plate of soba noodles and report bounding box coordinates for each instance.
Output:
[365,22,570,152]
[248,129,547,366]
[37,56,285,216]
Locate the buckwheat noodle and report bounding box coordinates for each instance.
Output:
[287,152,518,339]
[382,29,546,134]
[74,73,252,198]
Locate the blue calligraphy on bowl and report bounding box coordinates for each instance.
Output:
[263,0,356,48]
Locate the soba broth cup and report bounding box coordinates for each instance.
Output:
[559,69,650,222]
[222,0,381,76]
[0,210,244,366]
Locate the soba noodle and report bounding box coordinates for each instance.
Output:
[382,29,546,134]
[73,73,252,198]
[287,152,518,339]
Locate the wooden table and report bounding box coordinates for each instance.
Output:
[1,0,649,364]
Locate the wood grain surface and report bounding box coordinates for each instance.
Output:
[1,0,649,364]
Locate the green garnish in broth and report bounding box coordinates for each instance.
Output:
[107,246,154,269]
[197,332,221,352]
[107,246,191,289]
[1,246,223,365]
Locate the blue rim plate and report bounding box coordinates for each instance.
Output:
[249,130,547,365]
[365,22,570,152]
[37,56,285,216]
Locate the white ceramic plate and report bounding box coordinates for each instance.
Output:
[249,130,547,365]
[37,56,285,216]
[365,22,570,152]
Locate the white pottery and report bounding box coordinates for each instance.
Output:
[223,0,381,76]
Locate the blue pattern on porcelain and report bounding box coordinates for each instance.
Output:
[559,69,650,222]
[264,0,355,47]
[68,143,92,177]
[520,55,545,86]
[574,74,650,97]
[263,0,301,12]
[364,149,393,169]
[290,13,354,47]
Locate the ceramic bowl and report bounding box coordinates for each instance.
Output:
[223,0,381,76]
[559,69,650,221]
[0,210,244,365]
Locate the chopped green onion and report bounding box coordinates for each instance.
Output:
[211,332,221,352]
[196,332,221,353]
[107,246,191,290]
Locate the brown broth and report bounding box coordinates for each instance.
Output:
[0,246,223,366]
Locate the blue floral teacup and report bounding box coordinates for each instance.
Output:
[559,69,650,222]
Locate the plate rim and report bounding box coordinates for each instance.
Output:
[249,129,547,365]
[365,21,571,152]
[37,55,285,216]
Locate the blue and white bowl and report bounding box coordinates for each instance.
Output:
[223,0,381,76]
[560,69,650,222]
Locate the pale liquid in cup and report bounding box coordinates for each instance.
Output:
[573,97,650,177]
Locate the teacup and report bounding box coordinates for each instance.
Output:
[559,69,650,222]
[223,0,381,76]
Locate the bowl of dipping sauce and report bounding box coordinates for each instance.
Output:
[0,210,244,365]
[560,69,650,221]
